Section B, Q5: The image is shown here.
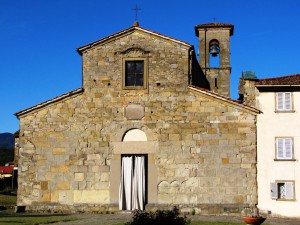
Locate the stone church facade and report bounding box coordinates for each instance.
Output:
[15,22,259,214]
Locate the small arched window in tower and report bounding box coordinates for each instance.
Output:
[209,39,220,68]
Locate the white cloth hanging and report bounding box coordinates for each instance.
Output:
[132,156,145,210]
[119,155,146,210]
[119,156,133,210]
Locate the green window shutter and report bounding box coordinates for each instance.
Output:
[270,182,278,199]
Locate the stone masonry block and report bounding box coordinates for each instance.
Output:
[169,134,181,141]
[56,181,70,190]
[73,190,109,203]
[53,147,66,155]
[51,166,70,173]
[222,158,229,164]
[41,181,48,190]
[74,172,85,181]
[41,190,51,202]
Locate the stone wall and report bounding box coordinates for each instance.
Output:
[238,77,259,107]
[17,28,258,215]
[197,27,232,97]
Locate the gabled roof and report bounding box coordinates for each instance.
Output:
[188,85,260,114]
[15,88,84,118]
[195,22,234,36]
[77,24,193,55]
[256,74,300,86]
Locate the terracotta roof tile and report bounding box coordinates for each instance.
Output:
[256,74,300,86]
[195,22,234,36]
[0,166,14,174]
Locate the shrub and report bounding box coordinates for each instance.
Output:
[126,206,190,225]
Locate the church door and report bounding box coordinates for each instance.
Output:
[119,155,146,210]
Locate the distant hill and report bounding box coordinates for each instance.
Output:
[0,133,14,149]
[0,133,14,165]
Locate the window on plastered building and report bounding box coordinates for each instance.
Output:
[275,137,293,160]
[276,92,293,112]
[271,181,295,200]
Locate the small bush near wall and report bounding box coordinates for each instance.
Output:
[126,207,190,225]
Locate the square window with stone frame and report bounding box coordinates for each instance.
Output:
[123,58,147,89]
[271,181,295,200]
[275,137,293,160]
[275,92,293,112]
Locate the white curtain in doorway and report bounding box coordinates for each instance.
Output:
[119,156,145,210]
[132,156,145,210]
[119,156,133,210]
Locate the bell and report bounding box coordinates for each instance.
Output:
[209,44,220,57]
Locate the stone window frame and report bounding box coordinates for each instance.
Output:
[271,180,295,201]
[109,127,158,207]
[122,58,148,89]
[274,137,295,161]
[121,47,149,90]
[275,92,294,113]
[110,151,157,208]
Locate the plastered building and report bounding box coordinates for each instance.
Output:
[239,73,300,218]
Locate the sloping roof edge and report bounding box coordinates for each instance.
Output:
[77,25,193,55]
[195,22,234,36]
[188,85,260,114]
[15,88,84,118]
[256,73,300,86]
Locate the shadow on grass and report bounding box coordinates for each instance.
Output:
[0,191,17,196]
[0,213,70,218]
[0,214,77,225]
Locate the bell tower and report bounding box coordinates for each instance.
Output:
[195,23,234,97]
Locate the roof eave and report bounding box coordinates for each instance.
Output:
[77,26,193,55]
[194,22,234,36]
[256,85,300,87]
[15,88,84,118]
[188,85,260,114]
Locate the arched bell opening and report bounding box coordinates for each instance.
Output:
[209,39,220,68]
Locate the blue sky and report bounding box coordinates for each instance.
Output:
[1,0,300,133]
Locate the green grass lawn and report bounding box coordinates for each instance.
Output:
[0,216,76,225]
[0,195,270,225]
[0,193,77,224]
[0,215,272,225]
[0,191,17,206]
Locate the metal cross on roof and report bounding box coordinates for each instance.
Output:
[132,4,141,21]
